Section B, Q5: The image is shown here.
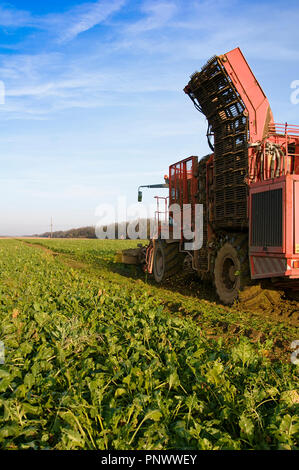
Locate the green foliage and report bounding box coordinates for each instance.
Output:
[34,226,97,239]
[0,239,298,450]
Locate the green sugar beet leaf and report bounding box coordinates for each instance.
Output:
[0,239,298,450]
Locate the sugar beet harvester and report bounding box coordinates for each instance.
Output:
[121,47,299,305]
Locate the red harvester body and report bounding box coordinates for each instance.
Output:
[123,47,299,305]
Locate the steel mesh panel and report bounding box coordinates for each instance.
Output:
[251,189,283,247]
[186,57,249,229]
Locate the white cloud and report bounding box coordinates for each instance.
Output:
[0,0,298,235]
[0,0,298,122]
[44,0,127,43]
[0,6,33,27]
[0,1,126,43]
[126,1,177,34]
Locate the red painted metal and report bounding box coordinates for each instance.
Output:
[249,175,299,279]
[150,47,299,290]
[169,156,198,241]
[219,48,299,284]
[295,181,299,256]
[267,123,299,176]
[221,47,273,143]
[154,196,168,227]
[221,49,299,183]
[248,178,286,254]
[145,243,154,274]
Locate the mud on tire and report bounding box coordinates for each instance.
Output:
[153,240,184,283]
[214,234,250,305]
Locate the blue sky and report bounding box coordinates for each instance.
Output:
[0,0,298,235]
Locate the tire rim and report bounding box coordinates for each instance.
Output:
[221,255,237,291]
[155,246,164,278]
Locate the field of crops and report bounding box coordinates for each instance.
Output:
[0,238,298,450]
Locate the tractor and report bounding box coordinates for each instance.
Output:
[120,47,299,306]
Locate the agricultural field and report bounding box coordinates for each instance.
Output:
[0,238,298,450]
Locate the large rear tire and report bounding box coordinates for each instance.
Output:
[153,240,184,283]
[214,234,249,305]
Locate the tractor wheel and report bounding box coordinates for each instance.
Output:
[214,234,249,305]
[153,240,184,283]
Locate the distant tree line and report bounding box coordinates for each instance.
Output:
[34,219,155,239]
[34,226,97,239]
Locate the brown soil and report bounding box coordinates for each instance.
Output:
[160,271,299,327]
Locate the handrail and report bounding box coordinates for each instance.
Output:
[268,122,299,137]
[154,196,169,226]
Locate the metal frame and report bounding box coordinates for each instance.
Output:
[169,156,198,242]
[147,48,299,290]
[249,175,299,279]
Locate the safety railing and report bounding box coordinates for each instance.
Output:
[268,122,299,137]
[266,122,299,177]
[154,196,169,227]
